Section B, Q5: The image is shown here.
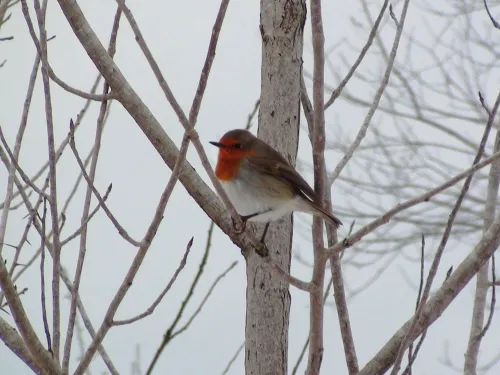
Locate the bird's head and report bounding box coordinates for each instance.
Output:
[210,129,256,160]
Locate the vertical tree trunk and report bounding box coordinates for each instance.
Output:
[245,1,306,374]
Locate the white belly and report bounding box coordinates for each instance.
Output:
[220,179,299,222]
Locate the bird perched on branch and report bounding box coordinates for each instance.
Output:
[210,129,342,243]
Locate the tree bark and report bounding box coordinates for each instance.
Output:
[245,1,306,374]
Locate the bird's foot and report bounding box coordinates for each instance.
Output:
[232,212,263,235]
[231,215,247,235]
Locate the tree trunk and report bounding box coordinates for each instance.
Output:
[245,1,306,374]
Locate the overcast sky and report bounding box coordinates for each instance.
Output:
[1,1,499,374]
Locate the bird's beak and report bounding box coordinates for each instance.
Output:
[209,141,227,148]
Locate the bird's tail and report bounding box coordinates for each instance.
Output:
[300,199,343,228]
[315,204,343,228]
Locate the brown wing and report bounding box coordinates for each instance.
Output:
[245,141,319,203]
[245,139,343,228]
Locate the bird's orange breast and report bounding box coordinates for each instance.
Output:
[215,158,242,181]
[215,149,254,181]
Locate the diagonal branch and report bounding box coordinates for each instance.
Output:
[359,206,500,375]
[326,149,500,257]
[54,0,262,257]
[390,89,500,375]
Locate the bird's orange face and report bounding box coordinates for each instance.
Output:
[210,136,255,181]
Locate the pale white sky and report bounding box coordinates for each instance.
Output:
[1,0,499,374]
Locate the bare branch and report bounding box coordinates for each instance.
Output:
[31,0,63,358]
[39,198,51,353]
[359,206,500,375]
[146,222,214,375]
[291,277,334,375]
[263,257,316,292]
[328,0,411,186]
[307,0,328,372]
[69,121,141,247]
[0,145,118,374]
[113,237,194,326]
[54,0,261,258]
[483,0,500,30]
[324,0,389,109]
[221,342,244,375]
[170,260,237,339]
[60,184,112,247]
[326,149,500,257]
[478,254,496,340]
[0,127,49,199]
[63,8,122,371]
[114,0,246,236]
[0,316,44,374]
[464,128,500,372]
[402,235,426,375]
[73,112,199,373]
[20,0,112,102]
[245,99,260,130]
[391,88,500,374]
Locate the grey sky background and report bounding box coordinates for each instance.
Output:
[1,0,499,374]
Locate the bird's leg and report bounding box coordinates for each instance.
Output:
[260,223,270,244]
[254,223,270,257]
[241,212,262,221]
[231,212,271,258]
[231,212,260,235]
[231,216,246,235]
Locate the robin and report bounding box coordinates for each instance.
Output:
[210,129,342,243]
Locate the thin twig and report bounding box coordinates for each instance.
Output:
[0,47,41,312]
[55,0,263,260]
[73,120,196,374]
[328,0,411,186]
[483,0,500,30]
[39,198,51,353]
[63,8,121,372]
[324,0,389,109]
[478,254,496,339]
[1,71,103,210]
[221,342,244,375]
[170,261,237,339]
[20,0,112,102]
[73,317,92,375]
[263,258,316,292]
[403,235,425,375]
[0,127,49,199]
[33,0,63,359]
[60,185,112,247]
[0,52,40,261]
[359,205,500,375]
[307,0,328,372]
[146,222,214,375]
[245,99,260,130]
[291,277,334,375]
[113,237,194,326]
[69,120,141,247]
[0,148,117,374]
[464,129,500,372]
[115,0,245,235]
[326,149,500,257]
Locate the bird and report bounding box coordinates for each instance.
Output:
[210,129,342,243]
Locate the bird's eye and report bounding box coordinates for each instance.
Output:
[233,143,242,149]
